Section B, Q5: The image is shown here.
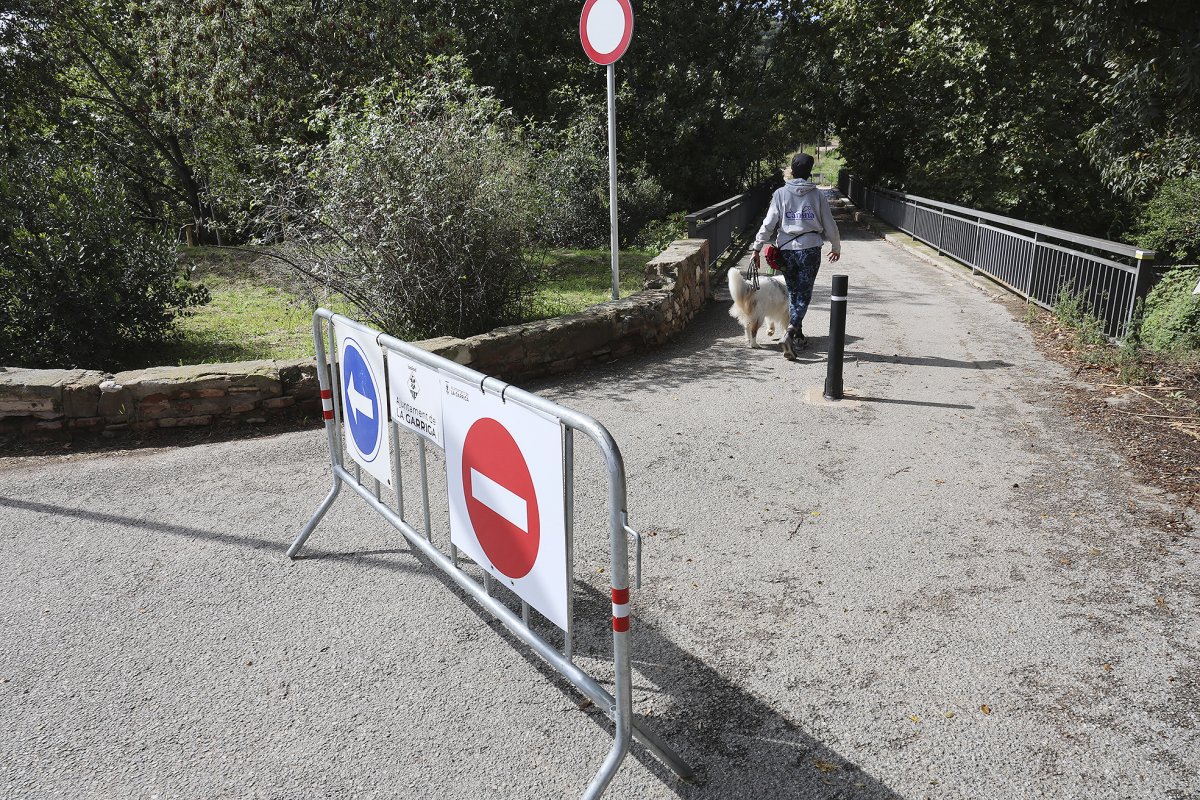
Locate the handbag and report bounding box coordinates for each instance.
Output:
[763,244,782,273]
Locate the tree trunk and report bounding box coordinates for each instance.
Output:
[167,133,220,245]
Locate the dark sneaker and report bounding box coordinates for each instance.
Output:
[794,331,809,350]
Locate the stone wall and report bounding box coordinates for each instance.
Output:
[0,239,710,442]
[0,360,322,440]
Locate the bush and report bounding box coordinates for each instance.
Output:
[1051,283,1107,346]
[1140,266,1200,353]
[635,211,688,252]
[0,139,208,369]
[1135,177,1200,264]
[258,60,544,339]
[533,112,675,250]
[533,119,608,249]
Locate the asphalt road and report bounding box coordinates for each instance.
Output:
[2,224,1197,799]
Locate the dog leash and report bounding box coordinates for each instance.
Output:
[747,255,760,290]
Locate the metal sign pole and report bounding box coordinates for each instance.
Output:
[607,63,620,301]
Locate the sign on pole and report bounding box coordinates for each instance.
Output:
[442,374,568,630]
[334,318,392,486]
[579,0,634,66]
[580,0,634,302]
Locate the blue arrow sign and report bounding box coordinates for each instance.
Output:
[341,336,382,462]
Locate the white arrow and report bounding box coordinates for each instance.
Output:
[346,374,375,423]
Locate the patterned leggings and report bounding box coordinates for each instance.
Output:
[777,246,822,331]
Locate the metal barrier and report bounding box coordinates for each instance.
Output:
[291,309,692,799]
[838,172,1156,339]
[685,182,772,267]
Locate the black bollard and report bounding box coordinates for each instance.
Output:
[824,275,849,400]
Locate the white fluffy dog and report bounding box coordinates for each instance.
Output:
[727,266,790,348]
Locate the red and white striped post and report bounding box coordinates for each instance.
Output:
[611,586,630,632]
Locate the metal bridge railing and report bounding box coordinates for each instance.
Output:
[838,171,1156,339]
[685,182,773,267]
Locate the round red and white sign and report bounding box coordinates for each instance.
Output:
[443,373,568,630]
[461,417,541,579]
[579,0,634,66]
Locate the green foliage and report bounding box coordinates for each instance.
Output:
[1139,266,1200,353]
[431,0,819,207]
[0,137,208,369]
[532,114,675,249]
[1052,284,1107,346]
[816,0,1122,235]
[1135,178,1200,264]
[1060,0,1200,199]
[258,61,544,340]
[4,0,432,242]
[636,212,689,253]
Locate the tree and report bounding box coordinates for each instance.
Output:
[1060,0,1200,200]
[2,0,431,242]
[0,133,207,368]
[814,0,1126,234]
[426,0,819,207]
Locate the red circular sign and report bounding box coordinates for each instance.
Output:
[579,0,634,66]
[461,417,541,579]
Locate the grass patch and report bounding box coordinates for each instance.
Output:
[130,247,356,368]
[144,246,656,367]
[527,248,655,320]
[1037,287,1156,384]
[1051,284,1108,348]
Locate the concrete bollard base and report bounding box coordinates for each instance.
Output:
[802,386,862,408]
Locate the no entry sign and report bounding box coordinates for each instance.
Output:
[463,417,541,578]
[580,0,633,66]
[442,374,568,630]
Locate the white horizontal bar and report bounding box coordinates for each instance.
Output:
[470,468,528,533]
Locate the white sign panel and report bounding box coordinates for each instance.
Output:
[333,318,392,487]
[579,0,634,65]
[442,374,567,630]
[386,351,444,449]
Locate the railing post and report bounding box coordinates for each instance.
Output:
[971,218,982,275]
[1027,233,1040,299]
[1127,249,1156,339]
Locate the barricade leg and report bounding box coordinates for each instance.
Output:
[289,481,342,558]
[290,312,345,559]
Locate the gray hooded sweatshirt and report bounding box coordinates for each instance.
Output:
[753,179,841,254]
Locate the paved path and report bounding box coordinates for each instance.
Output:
[2,225,1197,799]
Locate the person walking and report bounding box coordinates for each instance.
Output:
[752,152,841,359]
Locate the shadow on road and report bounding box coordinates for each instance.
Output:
[854,395,976,410]
[533,296,863,403]
[450,578,903,799]
[848,351,1013,371]
[0,496,419,571]
[1,492,902,798]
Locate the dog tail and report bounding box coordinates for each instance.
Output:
[727,266,752,319]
